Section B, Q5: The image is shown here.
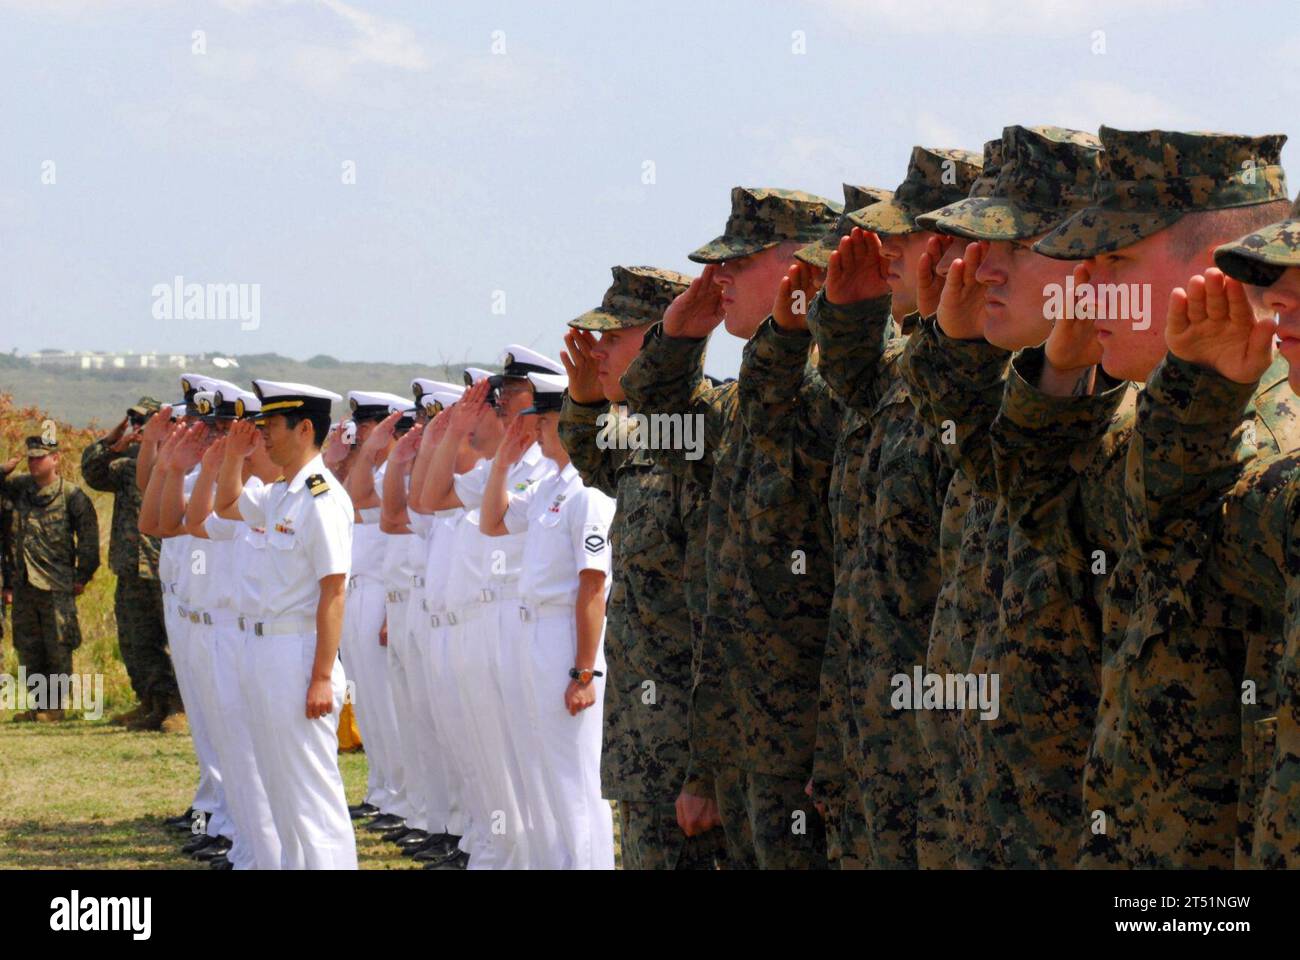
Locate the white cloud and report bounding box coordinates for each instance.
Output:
[811,0,1201,35]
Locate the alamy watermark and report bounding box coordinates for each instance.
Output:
[891,666,1000,720]
[151,275,261,330]
[1043,276,1152,330]
[0,669,103,719]
[596,412,705,461]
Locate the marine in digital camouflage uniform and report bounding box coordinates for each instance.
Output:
[902,126,1106,868]
[805,146,979,868]
[621,187,841,869]
[797,183,893,870]
[1117,194,1300,868]
[81,397,178,724]
[558,264,725,869]
[1,436,100,715]
[992,127,1295,868]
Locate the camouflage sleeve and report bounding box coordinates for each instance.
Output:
[738,316,840,463]
[557,395,621,497]
[806,290,894,415]
[69,487,101,586]
[991,347,1129,571]
[620,321,726,483]
[900,315,1010,498]
[80,440,118,492]
[1131,353,1260,548]
[811,622,847,801]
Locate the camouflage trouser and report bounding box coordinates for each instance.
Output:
[115,573,177,705]
[618,800,727,870]
[12,582,81,707]
[712,764,829,870]
[823,778,871,870]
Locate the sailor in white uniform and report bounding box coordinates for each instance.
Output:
[395,380,468,865]
[421,352,559,869]
[181,388,282,870]
[141,373,238,860]
[213,379,358,870]
[340,390,413,833]
[479,371,616,870]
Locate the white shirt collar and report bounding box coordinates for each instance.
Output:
[285,453,326,493]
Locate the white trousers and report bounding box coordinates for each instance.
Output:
[240,629,357,870]
[342,578,407,817]
[425,611,468,839]
[384,593,428,832]
[208,617,282,869]
[447,592,529,869]
[406,600,456,835]
[165,594,230,840]
[521,609,613,870]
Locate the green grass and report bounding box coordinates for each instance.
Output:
[0,720,425,869]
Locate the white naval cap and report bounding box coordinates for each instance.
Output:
[499,344,564,378]
[191,383,255,420]
[411,377,460,402]
[521,371,568,415]
[346,389,409,421]
[250,379,342,418]
[419,385,465,417]
[461,367,494,387]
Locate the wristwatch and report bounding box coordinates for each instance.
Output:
[569,667,604,685]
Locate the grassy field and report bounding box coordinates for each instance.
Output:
[0,719,429,869]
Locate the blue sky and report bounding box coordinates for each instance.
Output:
[2,0,1297,378]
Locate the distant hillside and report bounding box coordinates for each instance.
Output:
[0,353,494,427]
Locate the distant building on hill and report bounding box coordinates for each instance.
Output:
[26,350,203,371]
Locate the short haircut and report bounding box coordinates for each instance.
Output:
[1169,199,1293,261]
[281,409,331,447]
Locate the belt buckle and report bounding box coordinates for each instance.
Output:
[412,575,425,588]
[188,611,200,624]
[203,612,212,625]
[238,615,247,631]
[254,622,264,637]
[446,612,458,626]
[430,614,440,628]
[479,587,494,603]
[519,605,530,623]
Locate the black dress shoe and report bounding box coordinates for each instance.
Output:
[208,854,234,870]
[348,802,379,820]
[164,808,196,829]
[182,833,218,855]
[382,825,416,843]
[410,835,456,860]
[364,814,404,832]
[193,838,233,862]
[425,849,469,870]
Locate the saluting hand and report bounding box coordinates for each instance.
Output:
[200,436,227,473]
[224,419,259,460]
[561,329,604,404]
[389,422,423,466]
[773,261,823,332]
[1044,262,1104,372]
[322,423,348,470]
[142,406,172,444]
[495,412,534,468]
[361,410,402,466]
[937,241,989,341]
[1166,267,1276,384]
[825,227,890,305]
[447,379,490,438]
[1,456,19,476]
[662,264,725,339]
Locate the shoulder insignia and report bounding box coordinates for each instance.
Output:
[584,532,606,555]
[307,474,329,497]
